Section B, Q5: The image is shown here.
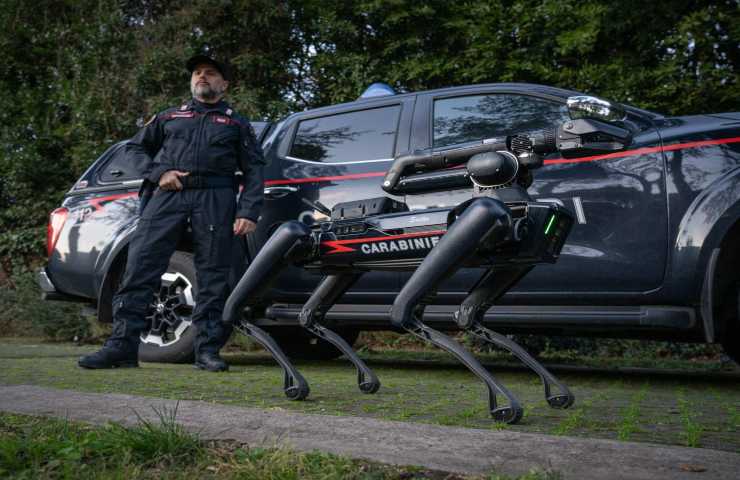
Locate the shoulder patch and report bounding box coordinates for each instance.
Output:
[144,114,156,126]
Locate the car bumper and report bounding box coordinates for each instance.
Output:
[37,267,86,302]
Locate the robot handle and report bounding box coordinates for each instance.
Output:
[381,139,506,194]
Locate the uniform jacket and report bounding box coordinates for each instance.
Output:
[127,98,265,221]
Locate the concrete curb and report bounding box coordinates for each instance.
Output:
[1,384,738,479]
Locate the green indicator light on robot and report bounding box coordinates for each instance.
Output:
[544,214,556,235]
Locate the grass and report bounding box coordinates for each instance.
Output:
[677,390,704,448]
[550,393,606,437]
[1,339,739,454]
[616,383,648,441]
[727,404,740,431]
[0,408,203,479]
[0,412,562,479]
[113,404,202,464]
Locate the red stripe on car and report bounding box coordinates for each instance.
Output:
[543,136,740,165]
[88,192,137,212]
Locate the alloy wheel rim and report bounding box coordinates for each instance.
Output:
[141,271,194,347]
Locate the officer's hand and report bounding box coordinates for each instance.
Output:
[159,170,189,191]
[234,218,256,236]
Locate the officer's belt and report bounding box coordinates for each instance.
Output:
[180,175,235,189]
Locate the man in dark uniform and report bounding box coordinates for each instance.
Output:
[79,55,265,372]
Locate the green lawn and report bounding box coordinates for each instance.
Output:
[2,412,563,479]
[1,340,739,453]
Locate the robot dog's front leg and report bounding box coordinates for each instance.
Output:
[455,268,575,409]
[390,197,523,424]
[223,221,314,401]
[299,273,381,394]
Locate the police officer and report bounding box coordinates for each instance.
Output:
[79,55,265,372]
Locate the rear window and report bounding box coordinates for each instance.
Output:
[97,144,144,183]
[289,105,400,163]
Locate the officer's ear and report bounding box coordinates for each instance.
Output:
[222,80,230,92]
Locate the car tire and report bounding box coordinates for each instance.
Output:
[265,326,360,360]
[137,252,198,364]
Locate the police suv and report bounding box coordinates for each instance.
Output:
[39,83,740,364]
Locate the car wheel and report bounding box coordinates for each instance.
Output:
[266,327,360,360]
[138,252,197,364]
[720,281,740,364]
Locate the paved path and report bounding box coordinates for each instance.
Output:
[2,384,739,479]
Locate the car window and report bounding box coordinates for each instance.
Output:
[289,105,400,163]
[433,94,569,148]
[97,143,144,183]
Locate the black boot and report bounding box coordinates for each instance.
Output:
[78,340,139,369]
[194,351,229,372]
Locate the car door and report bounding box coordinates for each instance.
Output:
[255,97,415,303]
[405,88,668,303]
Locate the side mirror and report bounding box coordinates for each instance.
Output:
[566,95,626,123]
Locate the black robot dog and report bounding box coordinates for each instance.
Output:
[223,116,631,424]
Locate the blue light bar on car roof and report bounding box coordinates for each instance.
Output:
[359,83,396,99]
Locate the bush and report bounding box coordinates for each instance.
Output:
[482,334,724,361]
[0,270,89,341]
[360,330,724,362]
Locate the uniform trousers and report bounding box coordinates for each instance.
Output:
[109,187,236,354]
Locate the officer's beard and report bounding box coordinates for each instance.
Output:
[192,82,225,102]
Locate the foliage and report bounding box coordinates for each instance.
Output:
[292,0,739,113]
[503,334,726,361]
[0,270,87,339]
[362,331,727,362]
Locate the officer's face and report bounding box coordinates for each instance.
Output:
[190,64,229,102]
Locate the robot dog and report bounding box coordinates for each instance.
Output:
[223,116,629,424]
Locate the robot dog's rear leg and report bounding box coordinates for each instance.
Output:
[299,273,380,394]
[403,315,521,424]
[390,197,523,424]
[223,221,314,401]
[455,268,574,409]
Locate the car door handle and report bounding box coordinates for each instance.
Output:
[264,185,299,198]
[109,169,124,177]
